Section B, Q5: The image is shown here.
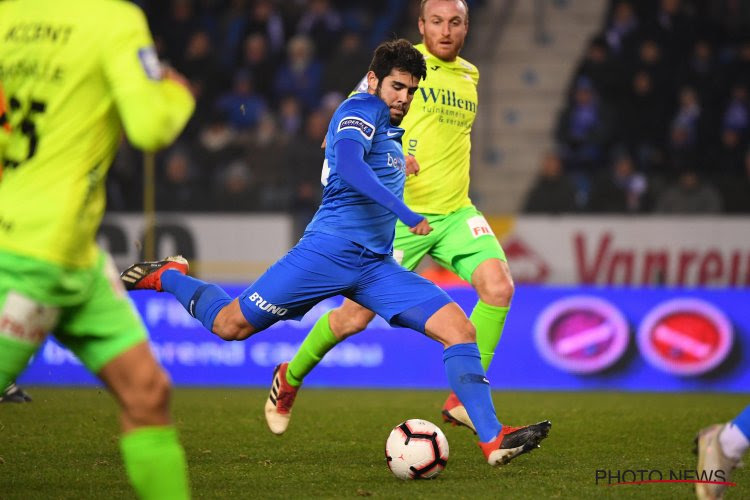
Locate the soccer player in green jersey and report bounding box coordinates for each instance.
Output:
[0,1,194,498]
[266,0,518,438]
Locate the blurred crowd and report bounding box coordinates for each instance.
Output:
[524,0,750,214]
[108,0,487,224]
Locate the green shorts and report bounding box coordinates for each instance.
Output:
[0,249,147,373]
[393,205,507,281]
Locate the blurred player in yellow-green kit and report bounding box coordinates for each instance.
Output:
[0,0,194,498]
[266,0,517,438]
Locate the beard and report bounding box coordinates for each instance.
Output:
[375,84,405,126]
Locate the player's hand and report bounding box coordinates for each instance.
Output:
[405,155,420,176]
[409,218,432,235]
[163,65,191,91]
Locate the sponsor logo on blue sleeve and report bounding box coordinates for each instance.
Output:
[337,116,375,139]
[137,46,163,80]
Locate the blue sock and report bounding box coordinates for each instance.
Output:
[443,343,502,442]
[161,270,232,331]
[734,404,750,440]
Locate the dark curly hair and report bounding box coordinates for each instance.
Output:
[368,38,427,85]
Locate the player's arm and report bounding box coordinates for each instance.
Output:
[335,139,427,231]
[0,83,9,177]
[102,3,195,151]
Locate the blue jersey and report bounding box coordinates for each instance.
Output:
[305,93,407,255]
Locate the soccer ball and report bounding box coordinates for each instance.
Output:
[385,419,449,480]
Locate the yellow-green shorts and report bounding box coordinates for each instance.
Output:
[0,249,147,374]
[393,205,506,281]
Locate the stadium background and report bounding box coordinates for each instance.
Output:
[18,0,750,393]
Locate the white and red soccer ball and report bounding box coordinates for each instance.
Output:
[385,419,449,480]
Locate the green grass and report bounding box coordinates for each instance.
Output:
[1,389,748,499]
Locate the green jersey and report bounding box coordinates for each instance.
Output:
[401,44,478,215]
[0,0,194,269]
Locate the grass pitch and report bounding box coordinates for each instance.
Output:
[1,389,747,499]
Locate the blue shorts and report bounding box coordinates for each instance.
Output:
[238,232,452,332]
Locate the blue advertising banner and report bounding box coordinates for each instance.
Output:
[18,286,750,392]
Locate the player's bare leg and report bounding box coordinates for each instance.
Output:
[211,298,257,340]
[98,341,189,499]
[328,299,376,340]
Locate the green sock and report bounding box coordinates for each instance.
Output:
[0,336,38,390]
[120,426,190,500]
[470,300,510,372]
[286,311,340,387]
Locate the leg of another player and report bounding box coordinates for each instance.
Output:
[721,404,750,460]
[469,258,514,372]
[696,404,750,499]
[98,341,190,500]
[286,299,375,386]
[265,300,374,434]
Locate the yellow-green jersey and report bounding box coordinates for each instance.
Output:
[402,43,478,215]
[0,0,194,269]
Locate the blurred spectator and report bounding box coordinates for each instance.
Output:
[274,35,323,110]
[157,0,199,67]
[621,69,669,171]
[219,0,252,68]
[604,1,641,59]
[196,110,243,176]
[278,95,304,139]
[654,170,722,213]
[631,39,671,100]
[246,114,292,211]
[522,152,577,214]
[212,161,257,212]
[667,86,702,171]
[555,76,615,173]
[570,36,623,104]
[679,40,719,109]
[716,84,750,172]
[239,33,277,97]
[244,0,286,56]
[284,109,328,190]
[644,0,696,65]
[296,0,343,55]
[106,139,142,212]
[322,31,369,95]
[588,154,650,212]
[286,110,327,237]
[216,70,268,131]
[182,30,226,123]
[157,147,204,212]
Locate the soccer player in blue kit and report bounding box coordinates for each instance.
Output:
[122,39,550,466]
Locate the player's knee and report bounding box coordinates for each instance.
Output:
[215,322,253,341]
[122,368,171,425]
[458,319,477,343]
[443,318,476,346]
[330,308,373,339]
[212,310,255,341]
[478,277,514,306]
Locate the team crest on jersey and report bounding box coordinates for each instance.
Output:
[138,46,163,81]
[337,116,375,139]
